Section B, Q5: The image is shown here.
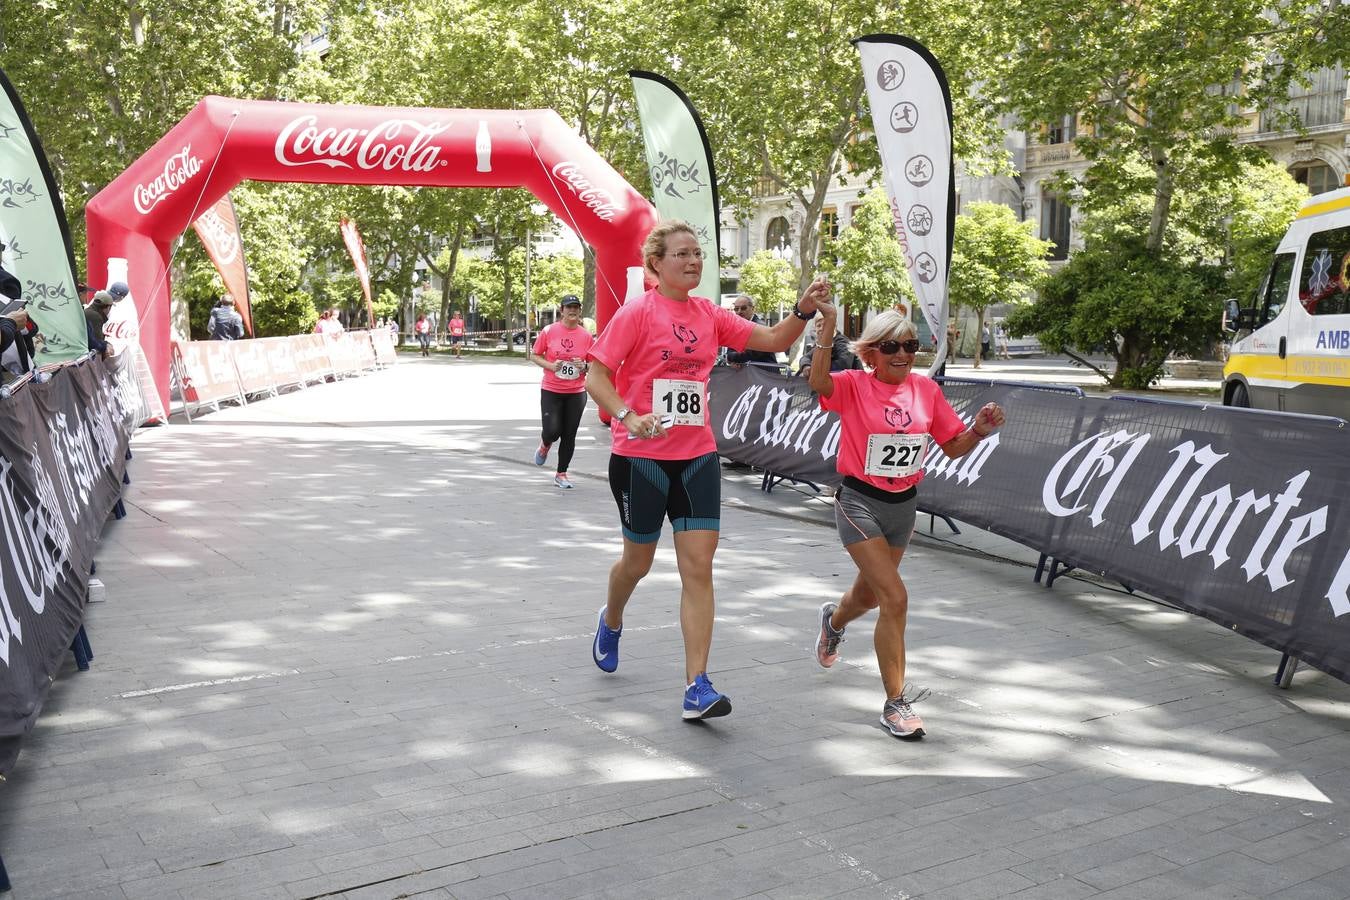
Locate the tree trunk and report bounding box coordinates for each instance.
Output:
[434,221,466,336]
[974,309,985,369]
[1147,147,1174,254]
[582,245,596,315]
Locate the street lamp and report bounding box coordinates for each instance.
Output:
[770,240,794,322]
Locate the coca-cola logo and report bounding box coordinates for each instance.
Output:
[275,115,450,172]
[551,163,621,221]
[133,146,201,215]
[195,209,240,265]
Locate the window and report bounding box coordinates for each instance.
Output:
[765,216,790,255]
[820,208,839,242]
[1260,253,1296,326]
[1040,191,1071,261]
[1262,64,1347,130]
[1292,162,1340,196]
[1298,228,1350,316]
[1046,114,1076,145]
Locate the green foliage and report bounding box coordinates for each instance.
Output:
[820,188,912,313]
[995,0,1347,253]
[1006,241,1224,388]
[1223,163,1307,305]
[950,201,1051,315]
[738,252,797,315]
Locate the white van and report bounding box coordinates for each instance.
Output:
[1223,186,1350,416]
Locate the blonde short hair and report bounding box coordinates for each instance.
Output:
[642,220,697,276]
[851,310,918,368]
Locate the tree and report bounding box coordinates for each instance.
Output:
[820,188,913,318]
[1005,157,1307,386]
[995,0,1350,256]
[949,201,1052,367]
[679,0,1007,293]
[1006,240,1223,388]
[738,251,797,318]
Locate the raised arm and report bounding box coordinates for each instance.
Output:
[745,278,834,353]
[807,302,837,398]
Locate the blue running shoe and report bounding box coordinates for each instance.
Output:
[592,606,620,673]
[682,673,732,720]
[533,443,550,466]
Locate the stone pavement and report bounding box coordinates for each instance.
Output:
[3,355,1349,900]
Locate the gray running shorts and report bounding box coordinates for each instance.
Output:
[834,482,918,548]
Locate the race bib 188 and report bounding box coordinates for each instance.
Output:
[864,433,927,478]
[653,378,705,426]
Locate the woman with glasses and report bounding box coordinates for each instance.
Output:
[585,220,832,721]
[808,308,1004,739]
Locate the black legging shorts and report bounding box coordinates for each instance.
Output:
[540,389,588,473]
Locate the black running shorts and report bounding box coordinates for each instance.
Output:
[608,452,721,543]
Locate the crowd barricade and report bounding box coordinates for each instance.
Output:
[258,337,305,391]
[292,333,335,383]
[173,340,244,416]
[231,339,276,398]
[370,328,397,366]
[170,331,395,420]
[347,330,379,371]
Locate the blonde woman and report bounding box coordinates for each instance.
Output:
[809,308,1005,739]
[585,220,832,720]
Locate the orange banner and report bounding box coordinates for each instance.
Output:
[340,218,377,329]
[191,194,253,335]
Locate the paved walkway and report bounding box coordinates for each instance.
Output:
[4,356,1349,900]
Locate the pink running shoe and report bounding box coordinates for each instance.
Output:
[880,685,930,740]
[815,601,844,668]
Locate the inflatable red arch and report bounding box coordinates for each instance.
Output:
[86,96,658,411]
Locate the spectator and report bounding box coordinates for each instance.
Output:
[1,306,32,380]
[314,309,342,337]
[207,297,244,340]
[995,322,1011,359]
[84,290,116,357]
[723,295,779,370]
[981,323,991,361]
[946,320,961,359]
[798,316,862,374]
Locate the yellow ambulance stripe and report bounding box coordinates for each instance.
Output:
[1297,195,1350,220]
[1227,353,1350,387]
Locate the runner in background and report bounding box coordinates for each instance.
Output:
[809,308,1005,740]
[415,314,431,357]
[448,309,466,358]
[585,219,832,721]
[529,295,593,489]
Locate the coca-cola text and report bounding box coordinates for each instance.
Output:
[275,115,450,172]
[133,147,202,215]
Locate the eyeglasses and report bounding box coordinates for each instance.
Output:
[877,339,922,355]
[666,249,706,261]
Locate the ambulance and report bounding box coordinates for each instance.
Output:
[1223,186,1350,417]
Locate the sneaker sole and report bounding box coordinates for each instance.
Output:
[879,715,925,740]
[593,606,618,673]
[682,696,732,720]
[815,602,840,669]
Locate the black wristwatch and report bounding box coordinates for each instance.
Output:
[792,302,816,321]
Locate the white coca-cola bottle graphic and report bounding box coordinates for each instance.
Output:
[475,120,492,173]
[625,266,645,301]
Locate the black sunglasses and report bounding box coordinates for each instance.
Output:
[877,339,922,354]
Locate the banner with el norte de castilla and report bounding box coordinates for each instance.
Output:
[192,194,254,335]
[853,35,955,371]
[0,66,87,362]
[629,71,722,303]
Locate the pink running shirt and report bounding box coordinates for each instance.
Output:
[449,317,465,336]
[819,370,966,492]
[533,322,594,394]
[589,289,755,459]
